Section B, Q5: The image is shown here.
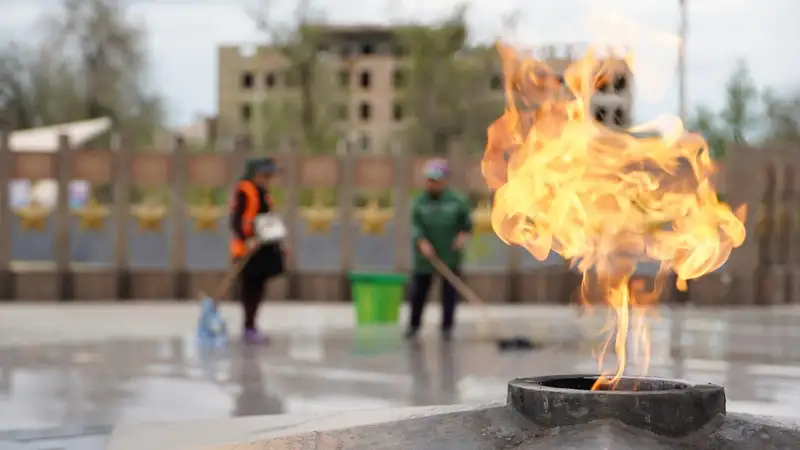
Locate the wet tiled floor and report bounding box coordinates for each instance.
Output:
[2,303,800,448]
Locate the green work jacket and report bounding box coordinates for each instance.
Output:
[411,188,472,274]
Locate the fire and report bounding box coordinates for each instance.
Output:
[482,43,747,390]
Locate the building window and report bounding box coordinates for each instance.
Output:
[339,70,350,88]
[339,70,350,87]
[265,72,276,88]
[359,102,371,121]
[593,106,607,123]
[612,108,625,126]
[613,74,628,93]
[241,71,254,89]
[392,69,405,88]
[240,103,252,122]
[393,102,404,121]
[332,103,348,120]
[490,74,502,90]
[359,132,371,152]
[359,70,371,89]
[361,43,374,55]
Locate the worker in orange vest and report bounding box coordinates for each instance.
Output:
[230,157,287,344]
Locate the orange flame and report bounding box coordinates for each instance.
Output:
[482,43,747,390]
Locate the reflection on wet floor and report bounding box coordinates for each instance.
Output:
[0,306,799,450]
[3,319,800,439]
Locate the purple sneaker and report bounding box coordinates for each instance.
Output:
[243,328,267,345]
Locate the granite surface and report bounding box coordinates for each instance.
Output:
[108,403,800,450]
[3,304,800,449]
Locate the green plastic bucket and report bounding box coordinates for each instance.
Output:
[348,272,407,327]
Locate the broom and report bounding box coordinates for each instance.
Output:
[428,254,537,350]
[196,249,256,347]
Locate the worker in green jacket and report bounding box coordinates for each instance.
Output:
[406,158,472,341]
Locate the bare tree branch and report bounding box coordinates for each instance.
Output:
[398,4,504,154]
[247,0,345,153]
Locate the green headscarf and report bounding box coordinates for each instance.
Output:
[241,157,273,180]
[241,158,259,180]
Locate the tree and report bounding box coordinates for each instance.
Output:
[394,6,504,154]
[686,105,727,159]
[395,13,466,155]
[0,44,36,129]
[761,88,800,147]
[720,60,759,144]
[0,42,86,130]
[450,45,506,155]
[250,0,346,153]
[37,0,164,143]
[686,60,761,159]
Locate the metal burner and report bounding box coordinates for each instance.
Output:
[189,374,800,449]
[508,375,726,437]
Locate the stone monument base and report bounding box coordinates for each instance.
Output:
[108,375,800,450]
[107,405,479,450]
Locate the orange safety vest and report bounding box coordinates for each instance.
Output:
[230,180,261,257]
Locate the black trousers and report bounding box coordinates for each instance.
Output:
[239,274,267,330]
[408,271,459,332]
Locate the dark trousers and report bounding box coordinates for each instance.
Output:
[239,274,267,330]
[408,271,459,332]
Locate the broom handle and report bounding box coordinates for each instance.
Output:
[428,254,502,333]
[208,244,258,302]
[428,254,484,306]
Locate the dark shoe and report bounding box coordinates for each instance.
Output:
[404,328,419,341]
[441,329,452,342]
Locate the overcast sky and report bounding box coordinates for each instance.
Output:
[1,0,798,126]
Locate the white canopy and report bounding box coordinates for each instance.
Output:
[9,117,112,152]
[5,118,111,207]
